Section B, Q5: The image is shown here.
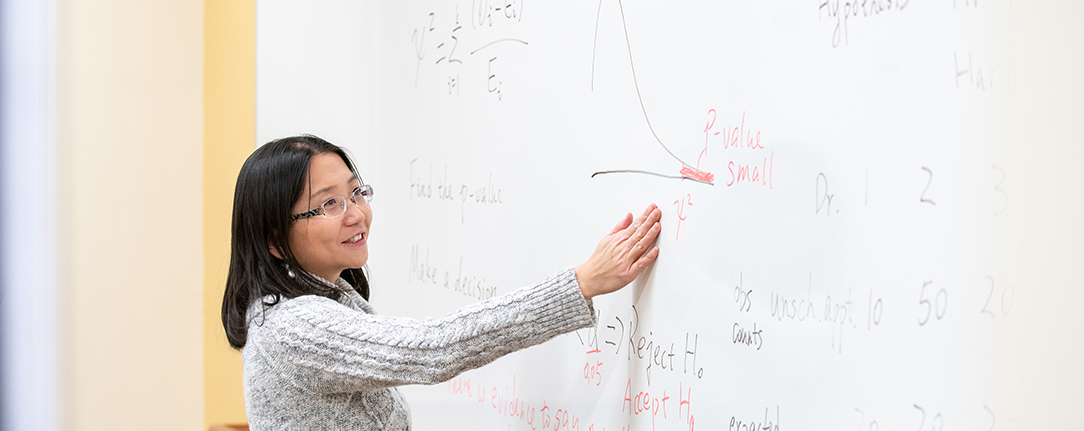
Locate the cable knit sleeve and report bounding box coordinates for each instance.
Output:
[247,267,596,395]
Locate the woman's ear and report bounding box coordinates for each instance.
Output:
[268,235,284,260]
[268,242,284,260]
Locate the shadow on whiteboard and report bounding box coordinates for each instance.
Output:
[630,260,656,305]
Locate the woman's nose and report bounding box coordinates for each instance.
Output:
[341,199,363,223]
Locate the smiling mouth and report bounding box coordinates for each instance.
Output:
[344,232,366,244]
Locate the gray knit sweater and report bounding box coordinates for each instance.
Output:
[242,267,596,430]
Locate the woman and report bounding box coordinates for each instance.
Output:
[222,135,662,430]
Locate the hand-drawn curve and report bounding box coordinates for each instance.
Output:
[590,0,714,186]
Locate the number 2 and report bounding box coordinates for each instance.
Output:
[982,276,997,317]
[920,166,936,205]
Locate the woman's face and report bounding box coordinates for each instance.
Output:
[287,152,372,283]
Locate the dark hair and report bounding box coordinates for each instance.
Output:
[221,135,369,349]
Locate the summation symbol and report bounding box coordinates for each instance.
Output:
[410,3,528,99]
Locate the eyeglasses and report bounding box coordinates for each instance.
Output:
[291,184,374,221]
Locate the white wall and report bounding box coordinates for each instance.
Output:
[0,0,59,429]
[1006,2,1084,427]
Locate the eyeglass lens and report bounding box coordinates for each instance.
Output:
[319,185,373,218]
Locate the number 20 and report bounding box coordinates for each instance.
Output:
[914,404,944,431]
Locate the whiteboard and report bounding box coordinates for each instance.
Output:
[255,1,1075,429]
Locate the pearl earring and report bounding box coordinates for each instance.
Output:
[285,264,296,279]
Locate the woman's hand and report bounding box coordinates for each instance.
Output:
[574,204,662,299]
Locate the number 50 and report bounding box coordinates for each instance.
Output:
[918,280,948,326]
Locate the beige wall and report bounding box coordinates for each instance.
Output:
[203,0,253,427]
[57,1,204,429]
[1007,1,1084,427]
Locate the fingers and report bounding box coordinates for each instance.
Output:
[613,205,659,246]
[610,212,634,235]
[627,206,661,244]
[640,203,659,219]
[632,219,661,252]
[627,204,657,233]
[619,206,661,265]
[631,246,660,274]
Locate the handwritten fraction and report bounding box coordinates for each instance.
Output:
[412,0,527,99]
